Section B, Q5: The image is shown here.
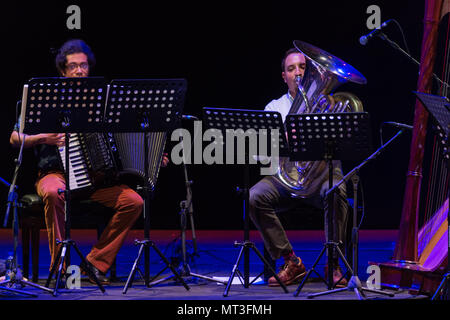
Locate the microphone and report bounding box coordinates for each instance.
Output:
[359,19,393,45]
[384,121,413,130]
[182,114,199,120]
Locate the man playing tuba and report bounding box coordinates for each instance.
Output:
[249,47,351,288]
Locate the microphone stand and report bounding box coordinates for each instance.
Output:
[375,31,449,90]
[3,136,25,228]
[169,161,226,285]
[1,135,53,296]
[306,130,405,299]
[163,115,226,285]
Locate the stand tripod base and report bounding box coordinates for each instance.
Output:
[122,239,190,294]
[307,275,395,300]
[0,284,37,297]
[223,240,289,297]
[157,263,228,286]
[45,239,105,296]
[1,275,54,297]
[294,241,351,296]
[1,272,57,297]
[293,243,394,300]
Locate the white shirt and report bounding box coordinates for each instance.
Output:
[264,93,293,122]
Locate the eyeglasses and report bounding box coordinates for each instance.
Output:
[66,62,89,71]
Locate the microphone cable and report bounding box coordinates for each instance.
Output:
[389,19,411,55]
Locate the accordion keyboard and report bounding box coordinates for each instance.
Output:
[58,133,93,191]
[58,133,117,191]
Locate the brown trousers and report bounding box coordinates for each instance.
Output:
[36,171,143,273]
[249,175,348,261]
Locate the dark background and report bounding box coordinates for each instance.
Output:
[0,1,446,230]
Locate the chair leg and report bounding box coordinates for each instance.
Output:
[31,227,40,283]
[21,225,31,281]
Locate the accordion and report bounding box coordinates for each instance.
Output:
[58,132,166,193]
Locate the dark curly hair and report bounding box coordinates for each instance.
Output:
[55,39,96,75]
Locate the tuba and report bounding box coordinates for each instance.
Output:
[275,40,367,197]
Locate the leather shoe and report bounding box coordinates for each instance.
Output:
[324,264,348,288]
[80,261,110,285]
[268,259,306,287]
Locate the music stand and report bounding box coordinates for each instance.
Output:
[203,107,290,297]
[414,91,450,300]
[284,112,374,298]
[104,79,190,293]
[21,77,108,296]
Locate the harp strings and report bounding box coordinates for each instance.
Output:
[421,12,450,249]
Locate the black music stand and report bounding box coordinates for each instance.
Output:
[414,91,450,301]
[104,79,189,294]
[203,107,290,297]
[284,112,373,298]
[21,77,108,296]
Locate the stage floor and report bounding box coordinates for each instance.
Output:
[0,229,429,301]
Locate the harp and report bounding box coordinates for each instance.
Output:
[373,0,450,297]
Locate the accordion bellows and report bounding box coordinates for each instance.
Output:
[58,132,166,193]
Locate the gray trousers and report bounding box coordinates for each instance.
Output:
[249,175,348,261]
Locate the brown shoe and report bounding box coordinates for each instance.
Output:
[324,264,348,288]
[268,259,306,287]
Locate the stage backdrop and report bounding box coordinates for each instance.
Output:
[0,1,435,230]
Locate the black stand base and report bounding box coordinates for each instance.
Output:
[122,239,190,294]
[294,241,351,296]
[0,283,37,297]
[45,239,105,296]
[294,241,394,299]
[223,240,289,297]
[0,274,52,297]
[432,272,450,300]
[158,262,228,286]
[308,275,394,300]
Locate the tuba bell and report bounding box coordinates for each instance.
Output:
[275,40,367,197]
